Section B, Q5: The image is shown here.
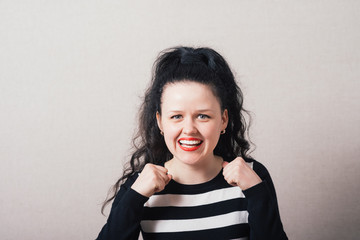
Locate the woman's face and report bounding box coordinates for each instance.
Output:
[156,81,228,167]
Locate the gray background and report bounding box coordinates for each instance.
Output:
[1,0,359,239]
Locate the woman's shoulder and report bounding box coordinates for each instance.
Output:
[245,158,271,180]
[121,172,140,188]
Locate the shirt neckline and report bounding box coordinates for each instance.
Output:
[167,169,224,191]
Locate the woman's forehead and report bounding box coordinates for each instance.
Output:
[160,81,222,111]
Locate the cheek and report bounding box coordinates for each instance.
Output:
[163,124,180,136]
[202,124,222,142]
[163,126,181,146]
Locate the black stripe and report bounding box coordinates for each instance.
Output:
[142,223,250,240]
[143,198,247,220]
[156,172,233,195]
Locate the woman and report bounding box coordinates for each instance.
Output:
[97,47,287,240]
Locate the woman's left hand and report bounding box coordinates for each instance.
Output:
[222,157,262,190]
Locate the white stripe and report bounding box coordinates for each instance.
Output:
[144,186,244,207]
[141,210,249,233]
[230,238,249,240]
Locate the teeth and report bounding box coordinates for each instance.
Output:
[179,140,201,145]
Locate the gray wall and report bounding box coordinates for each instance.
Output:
[1,1,359,239]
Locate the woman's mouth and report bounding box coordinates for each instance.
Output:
[178,138,203,151]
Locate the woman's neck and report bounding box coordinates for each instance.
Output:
[165,155,223,185]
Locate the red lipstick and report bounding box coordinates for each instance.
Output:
[178,138,203,151]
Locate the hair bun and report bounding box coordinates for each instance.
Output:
[180,52,207,65]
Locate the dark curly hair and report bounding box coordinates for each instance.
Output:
[102,46,252,213]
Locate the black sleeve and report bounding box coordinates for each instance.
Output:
[243,160,288,240]
[96,174,149,240]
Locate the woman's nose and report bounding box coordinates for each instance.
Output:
[182,118,197,135]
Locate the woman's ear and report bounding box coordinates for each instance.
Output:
[156,111,163,132]
[222,109,229,130]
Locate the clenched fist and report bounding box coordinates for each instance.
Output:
[131,163,172,197]
[222,157,262,190]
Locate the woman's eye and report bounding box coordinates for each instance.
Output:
[198,114,210,119]
[171,115,182,120]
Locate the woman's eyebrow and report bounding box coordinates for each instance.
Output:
[166,109,214,113]
[166,110,183,113]
[196,108,214,112]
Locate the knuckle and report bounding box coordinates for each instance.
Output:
[236,157,244,163]
[144,163,154,171]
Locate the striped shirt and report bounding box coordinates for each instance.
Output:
[96,160,288,240]
[141,169,250,239]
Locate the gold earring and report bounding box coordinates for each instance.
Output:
[220,129,226,134]
[160,130,164,135]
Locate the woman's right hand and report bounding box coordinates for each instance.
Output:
[131,163,172,197]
